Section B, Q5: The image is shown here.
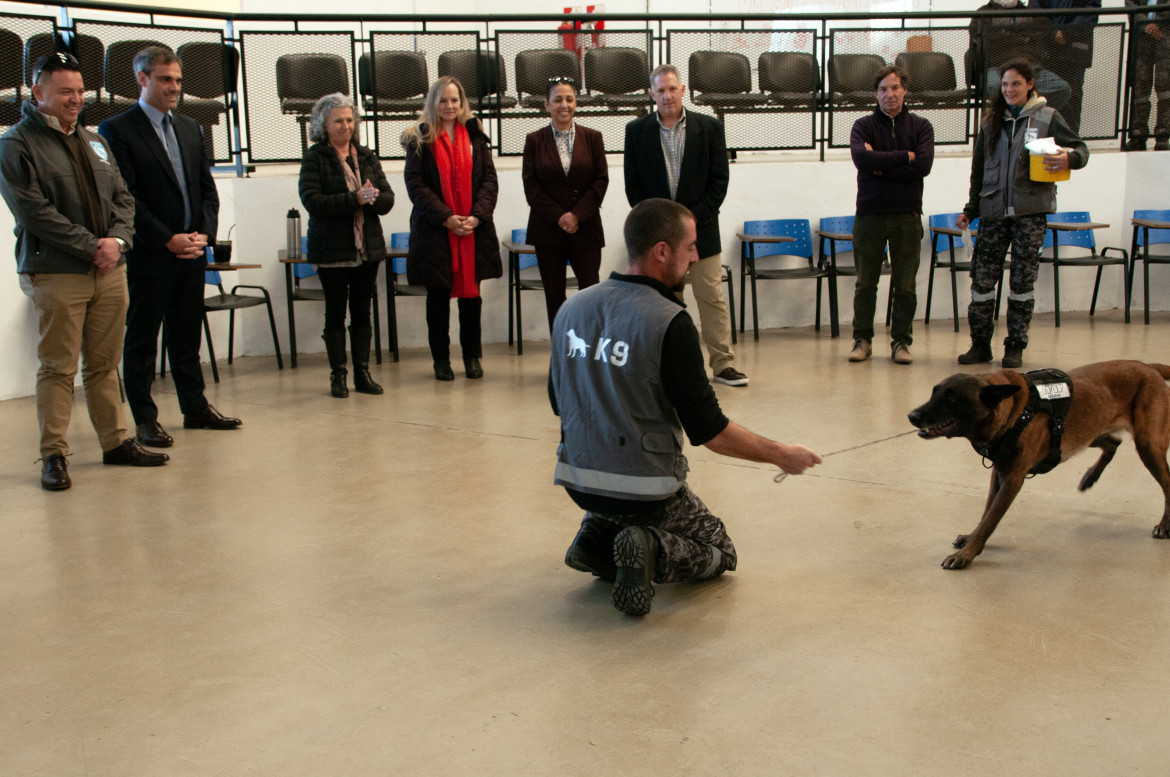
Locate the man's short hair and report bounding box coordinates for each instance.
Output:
[133,45,181,77]
[624,198,694,264]
[650,63,681,87]
[873,65,909,91]
[32,52,81,85]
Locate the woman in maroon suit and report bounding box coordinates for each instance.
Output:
[521,77,609,328]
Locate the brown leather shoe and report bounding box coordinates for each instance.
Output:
[40,454,71,490]
[848,339,872,362]
[102,439,169,466]
[136,420,174,448]
[183,404,242,430]
[713,367,749,386]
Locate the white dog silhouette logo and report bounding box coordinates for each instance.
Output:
[566,329,590,358]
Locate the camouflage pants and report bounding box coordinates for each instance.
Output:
[582,484,737,583]
[967,214,1045,347]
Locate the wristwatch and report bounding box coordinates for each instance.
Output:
[114,237,129,254]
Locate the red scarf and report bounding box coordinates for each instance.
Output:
[434,124,477,298]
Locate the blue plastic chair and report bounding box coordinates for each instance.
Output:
[817,215,893,333]
[199,264,283,383]
[282,244,381,368]
[1129,209,1170,324]
[740,219,836,339]
[926,213,996,332]
[1041,211,1129,326]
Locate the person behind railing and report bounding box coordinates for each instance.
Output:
[521,76,609,329]
[298,93,395,398]
[955,59,1088,369]
[1032,0,1100,134]
[969,0,1073,111]
[1124,0,1170,151]
[400,76,500,382]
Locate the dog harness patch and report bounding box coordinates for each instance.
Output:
[979,368,1073,475]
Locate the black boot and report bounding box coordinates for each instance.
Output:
[957,339,993,365]
[322,330,348,398]
[349,326,383,394]
[1001,339,1025,369]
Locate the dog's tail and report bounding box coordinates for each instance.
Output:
[1150,363,1170,381]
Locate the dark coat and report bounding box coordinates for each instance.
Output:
[298,141,394,264]
[402,118,501,290]
[98,104,218,278]
[623,110,729,259]
[521,123,608,249]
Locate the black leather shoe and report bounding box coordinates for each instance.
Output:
[102,439,169,467]
[40,454,71,490]
[434,361,455,381]
[136,420,174,448]
[183,404,242,430]
[464,358,483,380]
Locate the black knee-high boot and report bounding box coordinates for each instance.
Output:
[322,329,348,398]
[349,326,383,394]
[458,296,483,379]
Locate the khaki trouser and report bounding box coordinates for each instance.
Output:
[684,253,735,374]
[26,266,128,457]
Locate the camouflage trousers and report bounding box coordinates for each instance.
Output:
[967,214,1045,347]
[581,484,737,583]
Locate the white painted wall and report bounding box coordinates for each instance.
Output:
[0,145,1165,400]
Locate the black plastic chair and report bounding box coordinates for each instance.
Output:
[172,42,237,158]
[359,50,427,115]
[515,48,583,109]
[583,47,650,110]
[827,53,886,108]
[0,27,24,126]
[894,51,966,109]
[276,52,350,151]
[688,51,767,119]
[758,51,819,110]
[438,50,517,113]
[100,39,166,120]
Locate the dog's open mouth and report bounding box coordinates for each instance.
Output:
[916,419,959,439]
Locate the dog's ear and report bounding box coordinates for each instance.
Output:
[979,383,1021,409]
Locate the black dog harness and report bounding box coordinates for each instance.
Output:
[978,368,1073,475]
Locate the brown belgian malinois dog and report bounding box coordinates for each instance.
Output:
[908,360,1170,569]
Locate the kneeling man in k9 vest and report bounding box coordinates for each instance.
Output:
[549,198,822,616]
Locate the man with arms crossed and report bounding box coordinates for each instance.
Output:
[550,198,821,617]
[99,46,241,449]
[847,65,934,365]
[624,65,747,387]
[0,53,168,490]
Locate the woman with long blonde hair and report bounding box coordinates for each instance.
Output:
[401,76,500,381]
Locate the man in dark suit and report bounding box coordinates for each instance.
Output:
[624,64,746,387]
[99,46,240,448]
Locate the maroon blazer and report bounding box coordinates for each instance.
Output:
[521,123,608,249]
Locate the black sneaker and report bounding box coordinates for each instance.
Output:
[612,526,658,616]
[714,367,749,387]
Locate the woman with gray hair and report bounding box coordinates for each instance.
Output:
[298,93,394,398]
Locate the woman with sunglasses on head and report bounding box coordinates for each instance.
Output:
[521,76,609,329]
[401,76,500,381]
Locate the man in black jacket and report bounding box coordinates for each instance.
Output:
[624,65,746,388]
[847,66,934,365]
[99,46,241,450]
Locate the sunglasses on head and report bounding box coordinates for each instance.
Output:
[548,76,576,86]
[32,51,80,84]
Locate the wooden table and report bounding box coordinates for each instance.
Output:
[1130,218,1170,325]
[206,262,261,271]
[502,239,538,355]
[1045,220,1110,327]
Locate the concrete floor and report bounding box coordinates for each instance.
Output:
[2,310,1169,776]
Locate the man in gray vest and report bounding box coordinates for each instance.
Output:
[549,198,821,616]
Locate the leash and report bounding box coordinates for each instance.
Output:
[774,428,921,483]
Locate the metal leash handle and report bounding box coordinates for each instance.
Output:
[772,429,920,484]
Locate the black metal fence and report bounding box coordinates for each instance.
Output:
[1,2,1164,168]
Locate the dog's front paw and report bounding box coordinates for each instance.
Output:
[1153,518,1170,539]
[941,550,976,570]
[952,534,969,549]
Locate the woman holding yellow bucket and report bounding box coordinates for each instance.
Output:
[956,59,1088,369]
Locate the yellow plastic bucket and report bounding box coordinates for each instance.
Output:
[1030,153,1070,182]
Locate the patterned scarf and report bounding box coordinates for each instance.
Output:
[434,123,477,298]
[336,143,365,257]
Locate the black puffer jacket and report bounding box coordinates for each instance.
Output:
[298,141,394,264]
[402,118,501,290]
